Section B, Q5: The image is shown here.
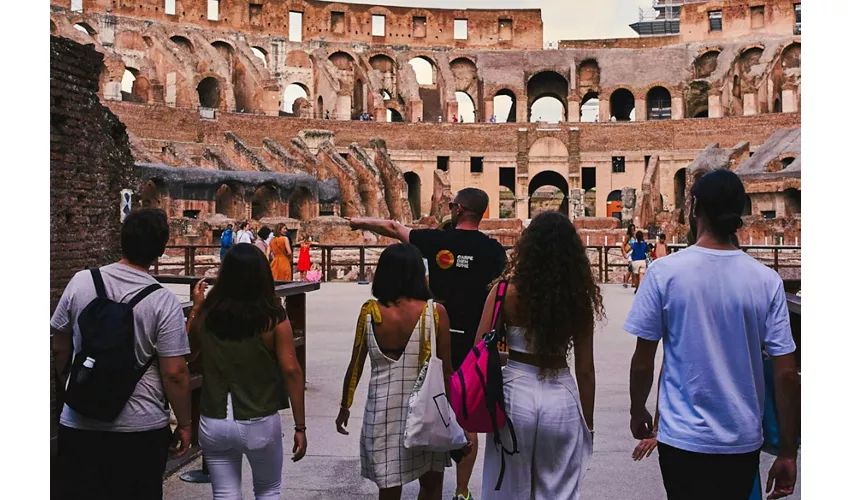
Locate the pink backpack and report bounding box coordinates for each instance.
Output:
[448,280,517,490]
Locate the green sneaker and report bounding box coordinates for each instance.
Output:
[453,490,474,500]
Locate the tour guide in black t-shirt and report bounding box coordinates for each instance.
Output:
[350,187,507,500]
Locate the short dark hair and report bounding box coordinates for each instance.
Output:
[239,221,248,230]
[691,170,746,238]
[372,244,432,306]
[636,230,644,242]
[121,208,169,267]
[258,226,271,240]
[226,224,233,229]
[659,233,666,241]
[455,188,489,219]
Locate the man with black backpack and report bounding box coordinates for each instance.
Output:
[51,208,193,500]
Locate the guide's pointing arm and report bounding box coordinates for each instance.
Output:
[349,218,411,244]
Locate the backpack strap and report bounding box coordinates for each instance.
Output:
[90,268,107,299]
[128,283,163,309]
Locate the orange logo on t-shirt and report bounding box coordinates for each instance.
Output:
[436,250,455,270]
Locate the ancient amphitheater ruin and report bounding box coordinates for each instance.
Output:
[49,0,802,278]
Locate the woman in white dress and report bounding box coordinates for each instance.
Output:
[474,210,604,499]
[336,243,453,500]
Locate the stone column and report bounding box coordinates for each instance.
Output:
[782,89,797,113]
[484,99,494,122]
[411,99,424,122]
[166,72,177,107]
[743,93,758,116]
[671,96,684,120]
[622,187,636,227]
[567,99,580,123]
[634,99,647,121]
[598,99,610,122]
[708,94,722,118]
[516,96,528,123]
[447,101,459,121]
[103,81,122,101]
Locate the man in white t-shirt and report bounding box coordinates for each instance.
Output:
[51,208,192,499]
[236,221,254,244]
[624,170,799,500]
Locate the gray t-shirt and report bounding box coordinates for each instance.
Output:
[51,263,190,432]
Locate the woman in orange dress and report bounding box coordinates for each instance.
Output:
[269,224,293,281]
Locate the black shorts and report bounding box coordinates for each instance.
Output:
[657,442,759,500]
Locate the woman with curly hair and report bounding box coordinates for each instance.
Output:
[473,210,604,499]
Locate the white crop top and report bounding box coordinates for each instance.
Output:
[505,326,532,353]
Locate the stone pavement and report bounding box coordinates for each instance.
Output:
[164,283,801,499]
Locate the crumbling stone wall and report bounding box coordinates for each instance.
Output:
[50,34,139,453]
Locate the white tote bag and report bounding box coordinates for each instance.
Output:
[403,300,468,451]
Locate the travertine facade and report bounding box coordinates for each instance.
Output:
[50,0,802,247]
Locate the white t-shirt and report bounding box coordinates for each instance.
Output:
[51,263,190,432]
[624,245,795,454]
[237,230,253,244]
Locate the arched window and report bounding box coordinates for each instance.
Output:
[455,91,475,122]
[647,87,672,120]
[530,97,564,123]
[197,77,222,109]
[580,92,599,122]
[250,47,267,68]
[610,89,635,121]
[283,83,308,113]
[528,170,569,218]
[404,172,421,219]
[408,57,434,85]
[493,89,516,123]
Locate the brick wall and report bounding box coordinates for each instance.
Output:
[50,35,139,448]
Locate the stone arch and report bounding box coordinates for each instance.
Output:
[130,75,152,103]
[214,183,239,218]
[455,91,475,122]
[606,189,623,219]
[738,46,765,74]
[285,50,312,68]
[317,96,324,118]
[250,46,268,68]
[527,71,569,121]
[577,59,600,92]
[197,76,222,108]
[73,22,97,37]
[403,172,422,219]
[767,154,798,173]
[674,168,687,210]
[610,88,635,121]
[369,54,396,73]
[694,49,721,78]
[170,35,194,54]
[781,42,801,69]
[528,170,569,218]
[450,57,479,116]
[251,184,279,220]
[388,108,404,122]
[494,88,517,122]
[647,86,672,120]
[580,91,600,122]
[288,186,314,221]
[329,51,355,71]
[282,82,309,114]
[408,56,435,85]
[211,40,235,70]
[783,188,800,216]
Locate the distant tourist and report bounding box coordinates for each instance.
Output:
[254,226,271,260]
[621,223,636,288]
[630,230,649,292]
[325,110,330,120]
[655,233,669,259]
[270,223,293,281]
[52,208,192,499]
[236,222,254,244]
[188,243,307,499]
[625,170,800,500]
[336,243,452,500]
[350,188,507,500]
[220,223,234,260]
[297,236,313,281]
[489,115,496,123]
[452,115,458,123]
[459,115,464,123]
[474,210,601,499]
[438,115,443,123]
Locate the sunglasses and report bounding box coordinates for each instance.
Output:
[448,202,464,210]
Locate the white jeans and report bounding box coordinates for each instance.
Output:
[482,361,593,500]
[199,396,283,500]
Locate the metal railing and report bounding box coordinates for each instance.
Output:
[161,243,801,284]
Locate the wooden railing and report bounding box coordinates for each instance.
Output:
[159,243,801,284]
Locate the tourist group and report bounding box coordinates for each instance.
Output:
[51,170,798,500]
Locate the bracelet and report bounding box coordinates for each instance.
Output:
[294,425,307,432]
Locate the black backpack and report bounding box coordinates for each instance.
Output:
[64,269,162,422]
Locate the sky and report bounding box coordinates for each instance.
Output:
[341,0,649,43]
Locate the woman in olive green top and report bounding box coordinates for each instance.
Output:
[188,243,307,500]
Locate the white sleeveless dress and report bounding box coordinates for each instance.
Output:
[360,308,450,489]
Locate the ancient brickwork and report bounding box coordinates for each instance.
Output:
[50,35,139,311]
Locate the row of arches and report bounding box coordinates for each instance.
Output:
[139,179,316,221]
